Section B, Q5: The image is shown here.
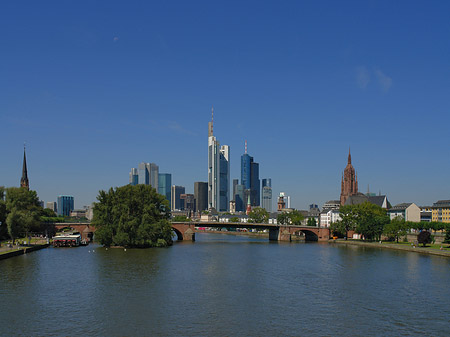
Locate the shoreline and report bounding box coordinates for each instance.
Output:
[330,239,450,257]
[0,244,50,260]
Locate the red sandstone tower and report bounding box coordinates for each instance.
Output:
[340,148,358,205]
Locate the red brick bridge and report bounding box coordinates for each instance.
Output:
[50,222,330,243]
[172,222,330,242]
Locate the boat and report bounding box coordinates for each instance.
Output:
[52,233,82,247]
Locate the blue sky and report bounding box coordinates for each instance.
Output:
[1,1,449,209]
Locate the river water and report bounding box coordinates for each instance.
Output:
[1,233,449,336]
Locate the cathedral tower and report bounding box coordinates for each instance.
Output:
[20,145,29,190]
[340,148,358,205]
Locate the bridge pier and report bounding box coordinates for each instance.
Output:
[172,223,196,241]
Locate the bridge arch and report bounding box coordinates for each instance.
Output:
[172,227,184,241]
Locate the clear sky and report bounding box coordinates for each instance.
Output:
[1,1,449,210]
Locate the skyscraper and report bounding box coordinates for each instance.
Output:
[171,185,185,211]
[194,182,208,213]
[240,141,260,207]
[262,178,272,212]
[136,162,159,190]
[208,107,230,211]
[129,168,138,185]
[57,195,74,216]
[158,173,172,208]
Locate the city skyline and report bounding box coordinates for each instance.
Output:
[1,1,449,209]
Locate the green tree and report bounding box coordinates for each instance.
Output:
[306,217,317,227]
[229,217,240,223]
[172,215,190,222]
[4,187,41,243]
[276,210,304,226]
[0,186,7,239]
[248,207,269,223]
[417,230,432,247]
[92,184,172,247]
[331,205,359,239]
[444,224,450,244]
[384,216,408,243]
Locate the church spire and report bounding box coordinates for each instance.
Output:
[20,144,29,190]
[348,147,352,164]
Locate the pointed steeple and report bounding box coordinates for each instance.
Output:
[348,147,352,164]
[20,144,29,190]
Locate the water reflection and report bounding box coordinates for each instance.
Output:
[0,234,449,336]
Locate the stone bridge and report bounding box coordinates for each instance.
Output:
[172,222,330,242]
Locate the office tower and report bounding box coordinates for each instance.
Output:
[137,162,159,190]
[57,195,74,216]
[232,179,239,200]
[158,173,172,208]
[262,178,272,212]
[180,194,195,212]
[46,201,57,213]
[194,182,208,213]
[207,107,230,211]
[235,184,245,212]
[129,168,138,186]
[20,145,29,190]
[147,163,159,190]
[138,162,149,185]
[219,145,230,212]
[240,141,260,207]
[171,185,185,211]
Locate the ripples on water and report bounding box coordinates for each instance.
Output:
[1,233,449,336]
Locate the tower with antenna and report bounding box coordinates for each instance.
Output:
[207,107,230,211]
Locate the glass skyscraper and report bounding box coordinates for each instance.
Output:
[240,144,260,207]
[57,195,74,216]
[262,178,272,212]
[129,168,138,185]
[158,173,172,208]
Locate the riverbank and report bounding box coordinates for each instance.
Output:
[331,239,450,257]
[0,243,50,260]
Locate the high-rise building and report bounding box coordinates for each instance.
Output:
[46,201,57,213]
[158,173,172,208]
[194,182,208,213]
[20,146,29,190]
[262,178,272,212]
[180,194,195,212]
[129,168,138,185]
[240,141,260,207]
[171,185,185,211]
[136,162,159,190]
[207,107,230,211]
[234,184,245,212]
[57,195,74,216]
[340,148,358,206]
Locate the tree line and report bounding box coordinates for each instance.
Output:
[330,202,450,244]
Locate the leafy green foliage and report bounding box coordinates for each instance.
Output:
[92,184,172,247]
[444,225,450,244]
[248,207,269,223]
[306,217,317,227]
[384,216,408,243]
[172,215,190,222]
[277,210,304,226]
[229,217,240,223]
[334,203,389,241]
[3,187,42,243]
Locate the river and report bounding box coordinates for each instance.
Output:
[1,233,449,336]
